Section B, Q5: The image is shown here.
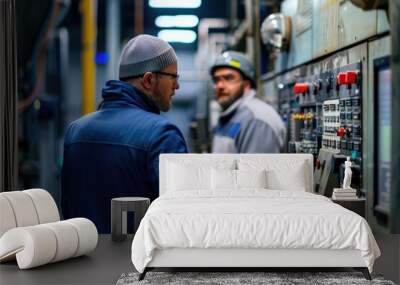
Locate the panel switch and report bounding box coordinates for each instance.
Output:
[336,127,346,138]
[337,72,347,85]
[336,71,359,85]
[293,83,309,94]
[346,71,358,85]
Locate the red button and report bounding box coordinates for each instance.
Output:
[316,159,321,170]
[336,127,346,138]
[336,72,347,85]
[346,71,358,84]
[293,83,309,94]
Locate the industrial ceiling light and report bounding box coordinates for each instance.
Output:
[260,13,291,52]
[155,15,199,28]
[158,29,197,43]
[149,0,201,9]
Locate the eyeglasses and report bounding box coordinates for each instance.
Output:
[154,71,180,81]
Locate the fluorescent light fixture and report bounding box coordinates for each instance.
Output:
[149,0,201,9]
[155,15,199,28]
[158,29,197,43]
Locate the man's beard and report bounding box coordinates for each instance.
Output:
[152,80,171,112]
[218,83,245,111]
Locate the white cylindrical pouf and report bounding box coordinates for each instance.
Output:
[0,226,57,269]
[65,218,98,257]
[24,189,60,223]
[42,221,79,262]
[0,192,39,227]
[0,196,17,237]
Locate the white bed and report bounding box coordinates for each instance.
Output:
[131,154,380,280]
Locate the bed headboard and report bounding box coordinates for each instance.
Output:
[159,154,314,195]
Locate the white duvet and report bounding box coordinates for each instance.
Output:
[131,190,380,273]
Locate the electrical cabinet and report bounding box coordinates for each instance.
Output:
[264,0,395,233]
[274,43,368,197]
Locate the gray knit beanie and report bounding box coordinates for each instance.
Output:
[119,34,177,79]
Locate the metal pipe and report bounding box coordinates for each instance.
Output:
[134,0,144,36]
[80,0,97,115]
[231,20,249,46]
[106,0,121,80]
[195,18,228,69]
[209,33,229,57]
[229,0,238,30]
[244,0,262,96]
[252,0,262,96]
[245,0,254,62]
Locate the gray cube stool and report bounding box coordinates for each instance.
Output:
[111,197,150,242]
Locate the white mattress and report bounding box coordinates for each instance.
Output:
[131,190,380,273]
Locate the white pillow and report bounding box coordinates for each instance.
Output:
[238,159,307,191]
[211,169,267,191]
[211,168,236,190]
[266,168,306,191]
[236,169,267,189]
[167,163,211,191]
[166,159,236,192]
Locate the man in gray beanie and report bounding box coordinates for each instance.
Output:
[61,34,188,233]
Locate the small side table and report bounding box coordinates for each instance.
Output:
[331,197,366,218]
[111,197,150,242]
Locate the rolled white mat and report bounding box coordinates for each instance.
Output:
[0,196,17,238]
[0,191,39,227]
[23,189,60,223]
[65,218,98,257]
[0,226,57,269]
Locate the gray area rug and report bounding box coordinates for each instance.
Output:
[116,271,396,285]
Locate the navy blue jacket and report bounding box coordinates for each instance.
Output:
[61,80,188,233]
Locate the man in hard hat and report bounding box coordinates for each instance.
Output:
[210,51,285,153]
[61,34,188,233]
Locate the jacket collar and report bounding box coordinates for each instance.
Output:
[219,89,256,118]
[100,80,160,114]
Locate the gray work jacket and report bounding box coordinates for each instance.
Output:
[212,89,286,153]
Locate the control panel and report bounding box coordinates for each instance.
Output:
[277,62,363,196]
[322,99,340,152]
[335,65,363,160]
